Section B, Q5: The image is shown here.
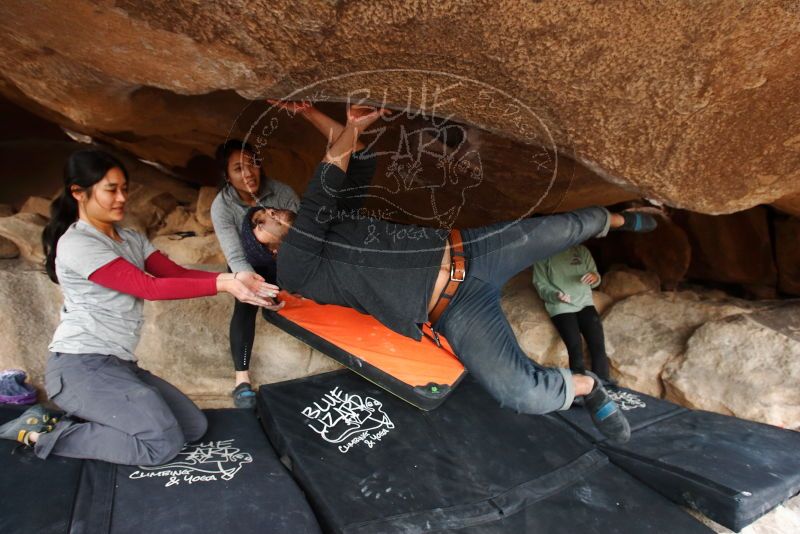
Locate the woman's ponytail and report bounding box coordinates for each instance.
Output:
[41,149,127,283]
[42,192,79,283]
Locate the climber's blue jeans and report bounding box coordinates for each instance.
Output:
[434,207,611,414]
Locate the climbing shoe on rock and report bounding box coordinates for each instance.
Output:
[614,211,658,233]
[0,404,56,446]
[232,382,257,409]
[582,371,631,444]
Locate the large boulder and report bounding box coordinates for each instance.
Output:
[603,291,752,396]
[500,271,567,368]
[150,235,225,265]
[598,266,660,302]
[120,158,199,236]
[0,212,47,263]
[154,206,212,237]
[195,186,217,230]
[591,290,614,315]
[663,304,800,429]
[774,191,800,217]
[19,196,51,219]
[0,263,62,391]
[122,190,179,237]
[0,235,19,259]
[1,2,799,214]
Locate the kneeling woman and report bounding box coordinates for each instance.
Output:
[0,149,277,466]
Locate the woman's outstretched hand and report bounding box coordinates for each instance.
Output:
[234,271,279,298]
[216,273,284,308]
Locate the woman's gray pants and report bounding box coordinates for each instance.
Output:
[35,353,208,466]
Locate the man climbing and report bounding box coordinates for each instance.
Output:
[244,102,658,443]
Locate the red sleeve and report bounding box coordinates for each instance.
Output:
[89,257,218,301]
[144,251,219,280]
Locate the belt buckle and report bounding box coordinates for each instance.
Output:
[450,261,465,282]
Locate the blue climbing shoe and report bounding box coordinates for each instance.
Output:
[232,382,257,409]
[615,211,658,233]
[582,371,630,443]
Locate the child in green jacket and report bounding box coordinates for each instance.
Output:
[533,245,611,383]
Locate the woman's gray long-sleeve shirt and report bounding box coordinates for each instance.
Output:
[211,178,300,273]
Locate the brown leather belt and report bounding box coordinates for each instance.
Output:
[428,229,466,325]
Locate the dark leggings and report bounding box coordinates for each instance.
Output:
[230,298,258,372]
[550,306,610,380]
[228,262,277,372]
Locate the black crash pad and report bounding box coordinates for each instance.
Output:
[0,407,321,534]
[257,371,713,534]
[558,387,800,531]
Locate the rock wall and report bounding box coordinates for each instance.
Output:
[0,262,63,387]
[664,304,800,428]
[0,1,799,214]
[674,208,778,298]
[602,291,752,397]
[775,215,800,296]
